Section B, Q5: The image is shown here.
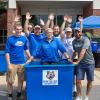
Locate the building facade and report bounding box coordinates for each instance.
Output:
[0,0,100,49]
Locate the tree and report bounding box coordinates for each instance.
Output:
[0,0,7,15]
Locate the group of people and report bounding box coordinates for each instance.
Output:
[5,12,95,100]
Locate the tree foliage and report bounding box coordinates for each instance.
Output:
[0,0,7,14]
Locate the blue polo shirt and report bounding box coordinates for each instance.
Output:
[5,35,28,64]
[40,37,66,62]
[28,33,45,58]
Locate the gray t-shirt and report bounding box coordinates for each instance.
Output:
[72,36,95,64]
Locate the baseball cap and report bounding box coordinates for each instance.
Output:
[75,27,81,31]
[34,25,41,29]
[65,27,72,32]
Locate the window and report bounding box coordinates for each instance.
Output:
[22,15,40,27]
[0,29,7,45]
[22,15,64,28]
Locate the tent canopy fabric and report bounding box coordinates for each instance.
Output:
[73,16,100,29]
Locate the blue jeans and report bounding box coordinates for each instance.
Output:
[76,63,95,81]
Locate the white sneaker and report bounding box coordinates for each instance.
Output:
[75,96,82,100]
[84,96,89,100]
[73,84,77,92]
[8,97,13,100]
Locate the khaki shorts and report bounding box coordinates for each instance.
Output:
[6,64,24,84]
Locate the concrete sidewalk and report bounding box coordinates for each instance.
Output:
[0,68,100,100]
[82,68,100,86]
[81,68,100,100]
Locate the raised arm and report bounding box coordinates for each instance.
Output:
[45,13,54,30]
[49,14,54,29]
[60,15,68,32]
[78,16,83,33]
[40,18,45,31]
[60,16,68,40]
[66,16,72,28]
[24,12,32,36]
[10,15,21,34]
[60,16,72,40]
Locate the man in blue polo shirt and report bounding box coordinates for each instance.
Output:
[5,24,32,100]
[40,28,72,64]
[24,12,45,60]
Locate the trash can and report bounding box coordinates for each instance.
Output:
[97,42,100,52]
[91,41,98,52]
[25,61,74,100]
[0,51,7,72]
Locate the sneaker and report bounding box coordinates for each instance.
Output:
[8,97,13,100]
[75,96,82,100]
[16,94,24,100]
[8,94,13,100]
[16,96,24,100]
[73,84,77,92]
[73,91,77,97]
[16,92,22,100]
[84,96,89,100]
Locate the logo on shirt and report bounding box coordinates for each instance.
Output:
[74,43,82,48]
[42,70,58,85]
[15,41,24,46]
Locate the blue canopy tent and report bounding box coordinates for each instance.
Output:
[73,16,100,29]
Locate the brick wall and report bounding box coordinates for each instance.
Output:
[0,13,7,29]
[7,9,17,36]
[0,12,7,50]
[7,2,21,36]
[93,9,100,16]
[92,9,100,37]
[83,3,100,37]
[0,2,21,50]
[83,3,93,18]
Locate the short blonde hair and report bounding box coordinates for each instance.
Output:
[46,28,53,33]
